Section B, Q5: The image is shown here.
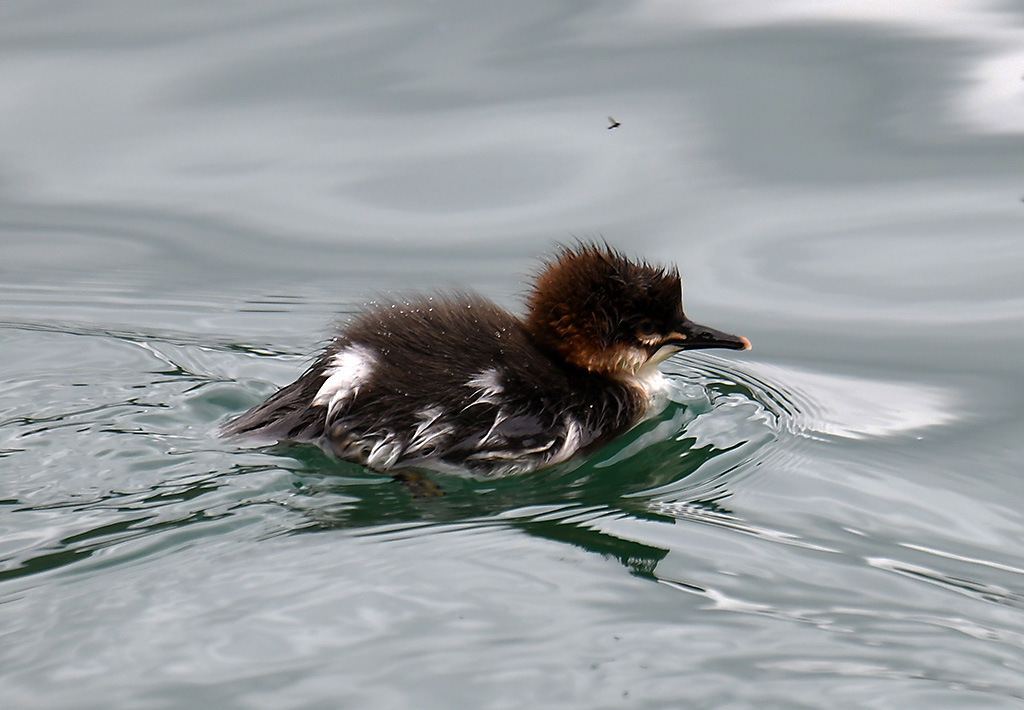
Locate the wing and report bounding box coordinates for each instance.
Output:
[218,351,335,443]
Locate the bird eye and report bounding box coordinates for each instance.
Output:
[635,318,657,337]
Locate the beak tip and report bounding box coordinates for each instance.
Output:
[739,336,751,351]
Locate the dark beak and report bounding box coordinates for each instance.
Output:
[666,318,751,352]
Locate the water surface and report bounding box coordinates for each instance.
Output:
[2,2,1024,708]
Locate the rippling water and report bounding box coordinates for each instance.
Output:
[3,2,1024,708]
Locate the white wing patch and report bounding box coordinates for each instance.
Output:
[465,368,504,406]
[408,406,454,455]
[365,432,403,470]
[313,344,376,419]
[464,368,510,449]
[547,416,584,465]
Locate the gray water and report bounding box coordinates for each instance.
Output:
[3,2,1024,708]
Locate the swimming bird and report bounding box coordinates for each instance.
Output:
[221,243,750,478]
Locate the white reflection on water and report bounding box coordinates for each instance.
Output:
[751,361,955,440]
[594,355,954,482]
[625,0,1024,136]
[666,354,955,443]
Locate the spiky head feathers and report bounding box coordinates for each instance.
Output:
[524,243,684,375]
